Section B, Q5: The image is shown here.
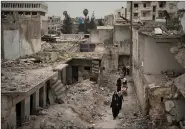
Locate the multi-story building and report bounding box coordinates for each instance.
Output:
[114,7,127,24]
[1,1,48,35]
[48,16,61,35]
[127,1,178,22]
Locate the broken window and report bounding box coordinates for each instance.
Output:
[134,4,138,8]
[84,66,91,71]
[134,13,138,17]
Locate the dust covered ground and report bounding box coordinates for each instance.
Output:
[19,71,149,129]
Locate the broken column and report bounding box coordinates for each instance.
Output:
[39,85,46,107]
[21,97,30,123]
[32,90,39,113]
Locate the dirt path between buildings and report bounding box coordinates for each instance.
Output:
[20,74,148,129]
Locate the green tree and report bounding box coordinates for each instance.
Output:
[61,11,72,34]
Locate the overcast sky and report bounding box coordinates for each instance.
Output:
[46,2,126,19]
[46,1,185,19]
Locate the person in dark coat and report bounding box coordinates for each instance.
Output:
[122,65,127,77]
[110,92,120,119]
[116,78,121,92]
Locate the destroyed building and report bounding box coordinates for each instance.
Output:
[1,13,42,60]
[127,1,179,23]
[132,20,185,128]
[1,1,48,35]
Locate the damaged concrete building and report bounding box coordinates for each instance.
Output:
[127,1,179,23]
[132,22,185,128]
[1,29,105,128]
[1,1,48,35]
[1,13,42,60]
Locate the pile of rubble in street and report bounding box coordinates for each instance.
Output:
[19,80,113,129]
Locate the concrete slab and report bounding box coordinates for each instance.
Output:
[174,74,185,97]
[53,64,68,71]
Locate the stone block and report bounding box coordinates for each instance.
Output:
[166,114,174,125]
[169,99,185,122]
[165,100,175,112]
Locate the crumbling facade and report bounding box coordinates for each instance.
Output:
[127,1,178,22]
[1,1,48,35]
[132,24,185,128]
[48,15,61,35]
[2,14,41,60]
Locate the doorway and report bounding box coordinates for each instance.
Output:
[16,102,22,127]
[72,66,78,82]
[46,81,50,105]
[30,94,34,115]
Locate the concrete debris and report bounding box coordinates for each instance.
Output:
[165,100,175,112]
[166,114,174,125]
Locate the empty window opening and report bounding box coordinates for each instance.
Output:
[16,101,22,128]
[18,12,23,15]
[25,12,30,15]
[84,66,91,71]
[143,4,146,8]
[32,12,37,15]
[153,15,155,20]
[134,13,138,17]
[30,94,34,115]
[159,2,166,8]
[134,4,138,8]
[161,97,164,102]
[153,6,156,12]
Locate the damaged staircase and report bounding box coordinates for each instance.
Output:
[50,80,67,102]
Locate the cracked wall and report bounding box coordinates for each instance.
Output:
[2,15,41,60]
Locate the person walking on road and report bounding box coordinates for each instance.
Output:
[110,91,120,120]
[116,78,122,92]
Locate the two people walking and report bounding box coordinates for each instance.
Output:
[110,77,128,120]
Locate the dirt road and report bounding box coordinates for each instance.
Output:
[21,74,148,129]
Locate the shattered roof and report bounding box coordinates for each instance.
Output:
[134,22,185,39]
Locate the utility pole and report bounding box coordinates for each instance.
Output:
[130,1,133,74]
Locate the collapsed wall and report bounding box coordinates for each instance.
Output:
[2,13,41,60]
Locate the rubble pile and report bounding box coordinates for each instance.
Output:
[148,78,185,129]
[170,43,185,68]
